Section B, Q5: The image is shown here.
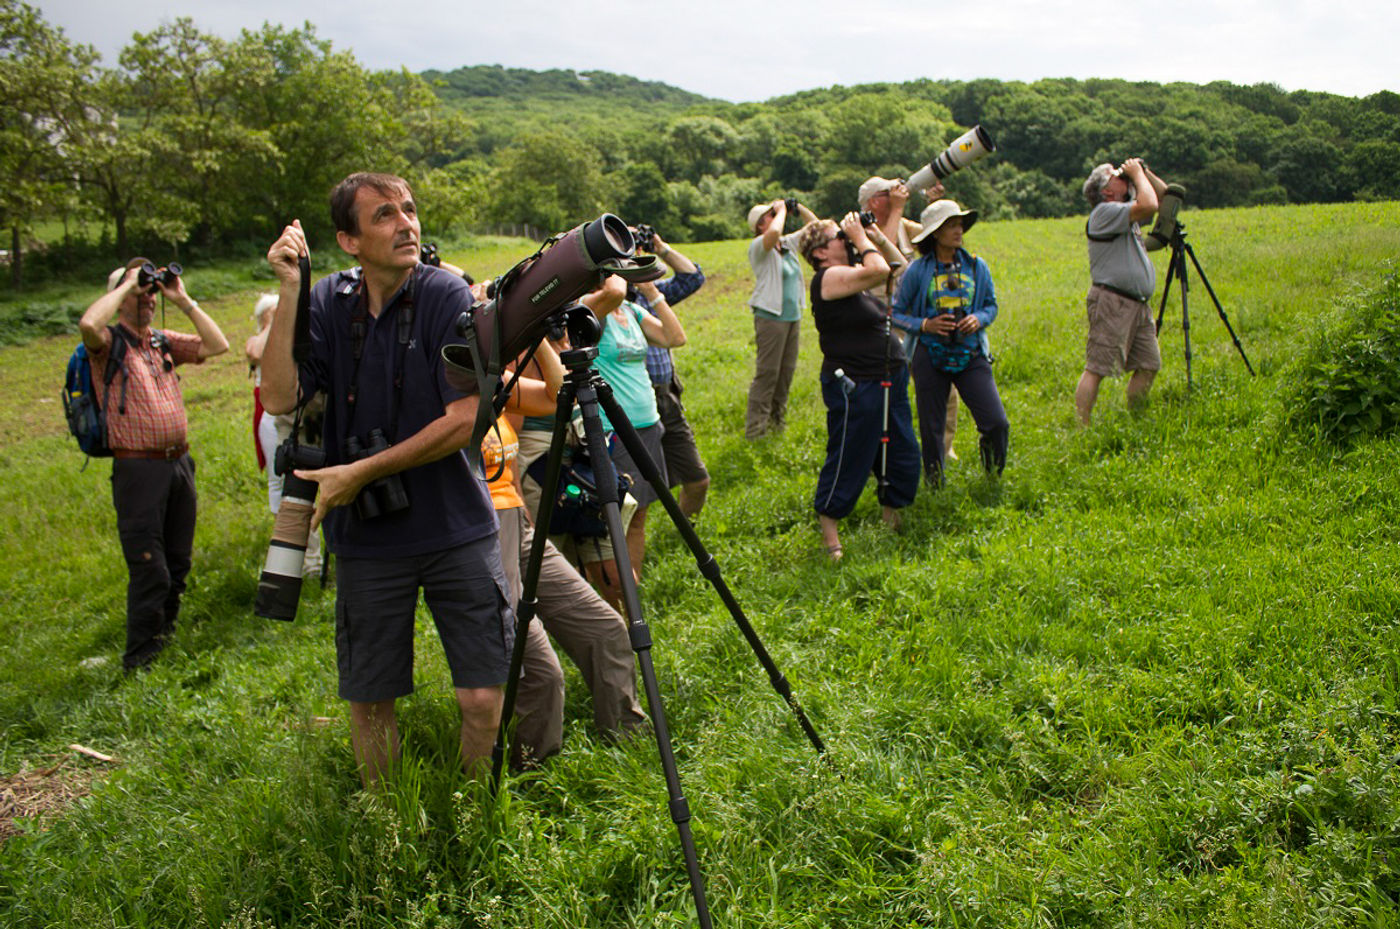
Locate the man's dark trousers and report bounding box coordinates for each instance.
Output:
[111,455,197,670]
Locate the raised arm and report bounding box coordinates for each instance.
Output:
[819,213,892,301]
[261,220,310,415]
[160,274,228,361]
[1123,158,1159,225]
[635,280,686,349]
[78,271,137,353]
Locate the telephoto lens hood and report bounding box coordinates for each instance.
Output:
[1145,183,1187,252]
[442,214,665,394]
[906,124,997,193]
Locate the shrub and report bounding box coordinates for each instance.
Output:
[1284,267,1400,444]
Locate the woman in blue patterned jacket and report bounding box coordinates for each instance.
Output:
[892,199,1009,488]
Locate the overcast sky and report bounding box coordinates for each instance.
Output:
[38,0,1399,103]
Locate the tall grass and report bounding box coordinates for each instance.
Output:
[2,204,1399,927]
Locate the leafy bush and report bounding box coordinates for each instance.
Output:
[1284,267,1400,444]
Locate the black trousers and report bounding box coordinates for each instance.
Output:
[111,455,197,670]
[909,346,1009,485]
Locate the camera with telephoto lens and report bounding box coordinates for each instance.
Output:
[254,439,326,621]
[138,261,182,293]
[420,242,440,266]
[633,224,656,252]
[343,429,410,520]
[905,125,997,193]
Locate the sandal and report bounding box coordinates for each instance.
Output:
[825,542,844,562]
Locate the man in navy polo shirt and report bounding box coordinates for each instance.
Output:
[262,173,512,787]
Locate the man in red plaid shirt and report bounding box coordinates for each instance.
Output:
[80,258,229,671]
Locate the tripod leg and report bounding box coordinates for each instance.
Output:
[1155,255,1175,336]
[491,380,578,790]
[1177,246,1193,390]
[1184,242,1255,376]
[594,378,829,757]
[573,377,713,929]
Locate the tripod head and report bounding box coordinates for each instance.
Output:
[559,303,602,353]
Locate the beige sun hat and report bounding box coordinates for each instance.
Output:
[909,200,978,244]
[747,202,774,233]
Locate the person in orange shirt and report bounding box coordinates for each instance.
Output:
[484,340,648,764]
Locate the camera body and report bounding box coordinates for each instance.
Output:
[274,438,326,477]
[632,224,656,252]
[137,261,182,293]
[343,428,409,521]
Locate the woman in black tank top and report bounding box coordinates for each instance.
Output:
[795,213,921,561]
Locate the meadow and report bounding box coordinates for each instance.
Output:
[1,202,1398,928]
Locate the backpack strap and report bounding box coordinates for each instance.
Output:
[1085,218,1117,242]
[104,325,132,416]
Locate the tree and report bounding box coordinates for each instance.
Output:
[614,161,679,231]
[1270,136,1348,203]
[1347,140,1400,201]
[483,131,607,232]
[224,22,414,243]
[662,116,742,183]
[0,0,98,286]
[113,19,279,248]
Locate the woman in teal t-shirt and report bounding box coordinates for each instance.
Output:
[586,273,687,588]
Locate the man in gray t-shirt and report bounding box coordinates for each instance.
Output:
[1075,157,1171,426]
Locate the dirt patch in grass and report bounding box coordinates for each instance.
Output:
[0,754,113,843]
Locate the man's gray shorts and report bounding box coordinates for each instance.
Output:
[334,534,514,702]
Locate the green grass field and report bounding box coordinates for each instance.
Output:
[2,202,1399,928]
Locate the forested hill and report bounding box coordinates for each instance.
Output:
[423,67,1400,241]
[423,64,709,107]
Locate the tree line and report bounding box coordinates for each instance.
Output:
[4,1,1398,289]
[438,67,1400,243]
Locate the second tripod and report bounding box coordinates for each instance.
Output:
[1154,221,1254,387]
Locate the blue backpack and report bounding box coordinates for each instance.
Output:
[62,326,168,463]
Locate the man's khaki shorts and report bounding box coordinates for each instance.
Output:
[1085,285,1162,377]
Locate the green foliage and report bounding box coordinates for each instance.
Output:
[1284,267,1400,445]
[0,0,100,286]
[5,4,1400,294]
[482,131,609,231]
